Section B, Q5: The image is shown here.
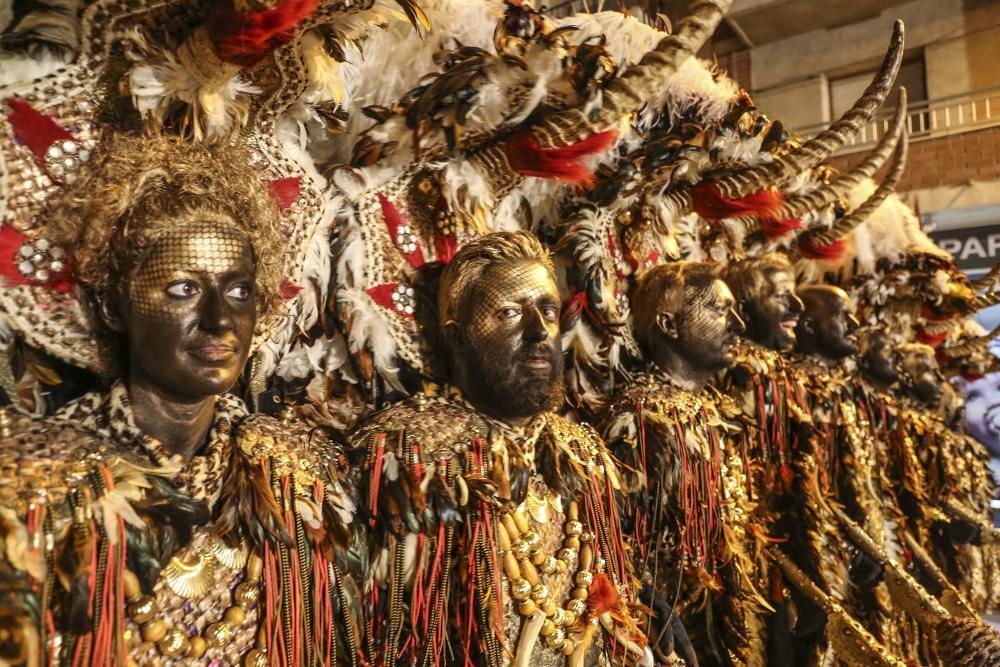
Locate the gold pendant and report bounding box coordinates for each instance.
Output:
[163,548,217,599]
[209,538,249,570]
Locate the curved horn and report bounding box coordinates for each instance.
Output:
[713,19,904,200]
[531,0,733,147]
[806,129,908,245]
[779,87,908,220]
[975,290,1000,310]
[973,260,1000,291]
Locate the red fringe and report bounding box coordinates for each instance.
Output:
[796,233,846,261]
[5,97,74,168]
[212,0,320,65]
[691,182,784,221]
[269,176,303,210]
[760,217,802,241]
[920,305,956,322]
[378,192,425,269]
[505,129,618,188]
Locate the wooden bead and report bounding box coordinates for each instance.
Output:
[141,619,168,644]
[188,636,208,658]
[518,600,537,616]
[224,605,247,626]
[122,570,141,600]
[247,553,264,580]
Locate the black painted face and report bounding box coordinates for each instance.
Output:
[743,269,803,351]
[119,222,256,401]
[860,330,900,385]
[450,260,564,423]
[672,279,745,373]
[798,287,859,360]
[901,350,944,409]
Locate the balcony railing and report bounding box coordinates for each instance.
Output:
[792,86,1000,155]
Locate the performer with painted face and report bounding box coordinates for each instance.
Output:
[350,231,651,667]
[893,343,1000,612]
[721,258,912,667]
[0,135,360,665]
[601,262,768,667]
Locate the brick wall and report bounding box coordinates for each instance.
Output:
[826,124,1000,193]
[716,49,752,93]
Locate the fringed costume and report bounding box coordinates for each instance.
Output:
[350,389,648,667]
[602,370,767,667]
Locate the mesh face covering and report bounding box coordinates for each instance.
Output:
[128,216,250,320]
[465,261,560,342]
[680,280,729,342]
[457,260,564,421]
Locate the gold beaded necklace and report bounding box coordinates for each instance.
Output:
[122,538,269,663]
[496,498,603,656]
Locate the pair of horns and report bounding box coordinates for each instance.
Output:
[779,87,908,221]
[530,0,733,148]
[803,127,908,246]
[713,20,905,201]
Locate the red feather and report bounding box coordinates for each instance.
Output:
[760,217,802,241]
[280,279,303,300]
[269,176,302,211]
[920,305,955,322]
[796,234,846,261]
[210,0,320,65]
[378,193,425,269]
[5,97,74,170]
[916,328,949,348]
[587,572,620,616]
[692,182,784,221]
[505,129,618,188]
[433,231,457,264]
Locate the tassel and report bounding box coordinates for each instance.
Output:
[210,0,321,66]
[505,129,618,188]
[760,217,802,241]
[588,573,620,616]
[692,182,784,221]
[269,176,302,210]
[796,233,846,261]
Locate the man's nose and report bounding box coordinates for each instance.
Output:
[198,287,233,332]
[730,309,746,334]
[523,307,550,343]
[789,293,804,315]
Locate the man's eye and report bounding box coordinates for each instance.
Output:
[542,305,559,320]
[499,307,520,320]
[165,281,199,298]
[227,283,252,301]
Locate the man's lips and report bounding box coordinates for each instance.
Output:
[190,344,237,362]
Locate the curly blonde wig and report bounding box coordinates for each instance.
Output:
[46,133,284,323]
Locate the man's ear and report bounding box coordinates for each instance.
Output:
[442,320,467,352]
[97,293,126,334]
[655,312,679,339]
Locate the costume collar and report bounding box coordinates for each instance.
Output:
[72,380,248,509]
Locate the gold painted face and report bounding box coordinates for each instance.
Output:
[121,215,256,400]
[452,260,564,423]
[466,262,561,344]
[129,218,250,320]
